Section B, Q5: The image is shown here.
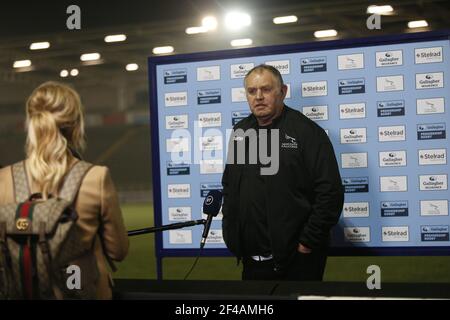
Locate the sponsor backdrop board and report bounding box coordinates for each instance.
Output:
[148,31,450,268]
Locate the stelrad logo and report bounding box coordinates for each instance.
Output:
[301,81,327,97]
[378,125,405,142]
[265,60,290,74]
[167,184,191,198]
[382,226,409,242]
[198,113,222,127]
[343,202,369,218]
[165,92,187,107]
[418,149,447,165]
[339,103,366,119]
[415,47,443,64]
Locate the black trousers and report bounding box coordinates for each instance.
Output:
[242,250,328,281]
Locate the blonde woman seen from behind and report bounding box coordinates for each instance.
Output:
[0,82,129,299]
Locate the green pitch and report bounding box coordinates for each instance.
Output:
[114,204,450,282]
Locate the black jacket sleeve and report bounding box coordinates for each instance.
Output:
[299,129,344,249]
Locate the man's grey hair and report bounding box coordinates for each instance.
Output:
[244,64,284,88]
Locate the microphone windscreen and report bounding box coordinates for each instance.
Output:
[202,190,222,217]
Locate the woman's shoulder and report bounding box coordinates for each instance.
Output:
[82,163,110,182]
[0,164,14,205]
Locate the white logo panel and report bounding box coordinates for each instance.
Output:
[166,137,189,153]
[380,176,408,192]
[419,174,448,191]
[378,125,406,142]
[230,63,254,79]
[420,200,448,216]
[382,226,409,242]
[379,151,407,167]
[418,149,447,165]
[198,112,222,127]
[165,115,188,129]
[301,81,327,97]
[167,184,191,198]
[417,97,445,115]
[169,230,192,244]
[415,47,443,64]
[338,53,364,70]
[165,92,187,107]
[339,103,366,119]
[200,159,224,174]
[197,66,220,81]
[231,87,247,102]
[376,50,403,67]
[343,202,370,218]
[416,72,444,89]
[199,136,223,151]
[168,207,192,221]
[340,128,367,144]
[302,105,328,121]
[344,227,370,243]
[265,60,290,74]
[341,152,368,168]
[376,75,404,92]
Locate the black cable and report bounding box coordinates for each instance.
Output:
[183,249,203,280]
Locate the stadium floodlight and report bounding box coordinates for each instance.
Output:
[60,69,69,77]
[230,38,253,47]
[70,69,79,76]
[80,53,101,61]
[153,46,174,55]
[13,60,32,68]
[273,15,298,24]
[185,26,208,34]
[225,11,251,31]
[126,63,139,71]
[408,20,428,28]
[30,42,50,50]
[202,16,218,31]
[104,34,127,43]
[314,29,338,38]
[367,5,394,15]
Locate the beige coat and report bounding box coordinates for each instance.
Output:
[0,157,129,299]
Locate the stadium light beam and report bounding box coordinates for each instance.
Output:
[225,11,251,31]
[104,34,127,43]
[153,46,174,55]
[80,53,101,61]
[30,42,50,50]
[273,15,298,24]
[230,38,253,47]
[13,60,32,68]
[314,29,338,38]
[367,5,394,15]
[202,16,218,30]
[126,63,139,71]
[408,20,428,28]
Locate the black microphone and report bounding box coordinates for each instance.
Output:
[200,190,223,249]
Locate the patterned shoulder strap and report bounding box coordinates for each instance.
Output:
[58,161,93,203]
[11,161,31,203]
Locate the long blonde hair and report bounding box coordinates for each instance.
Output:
[26,81,86,199]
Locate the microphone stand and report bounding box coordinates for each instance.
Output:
[127,219,206,236]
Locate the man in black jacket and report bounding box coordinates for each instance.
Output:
[222,64,344,281]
